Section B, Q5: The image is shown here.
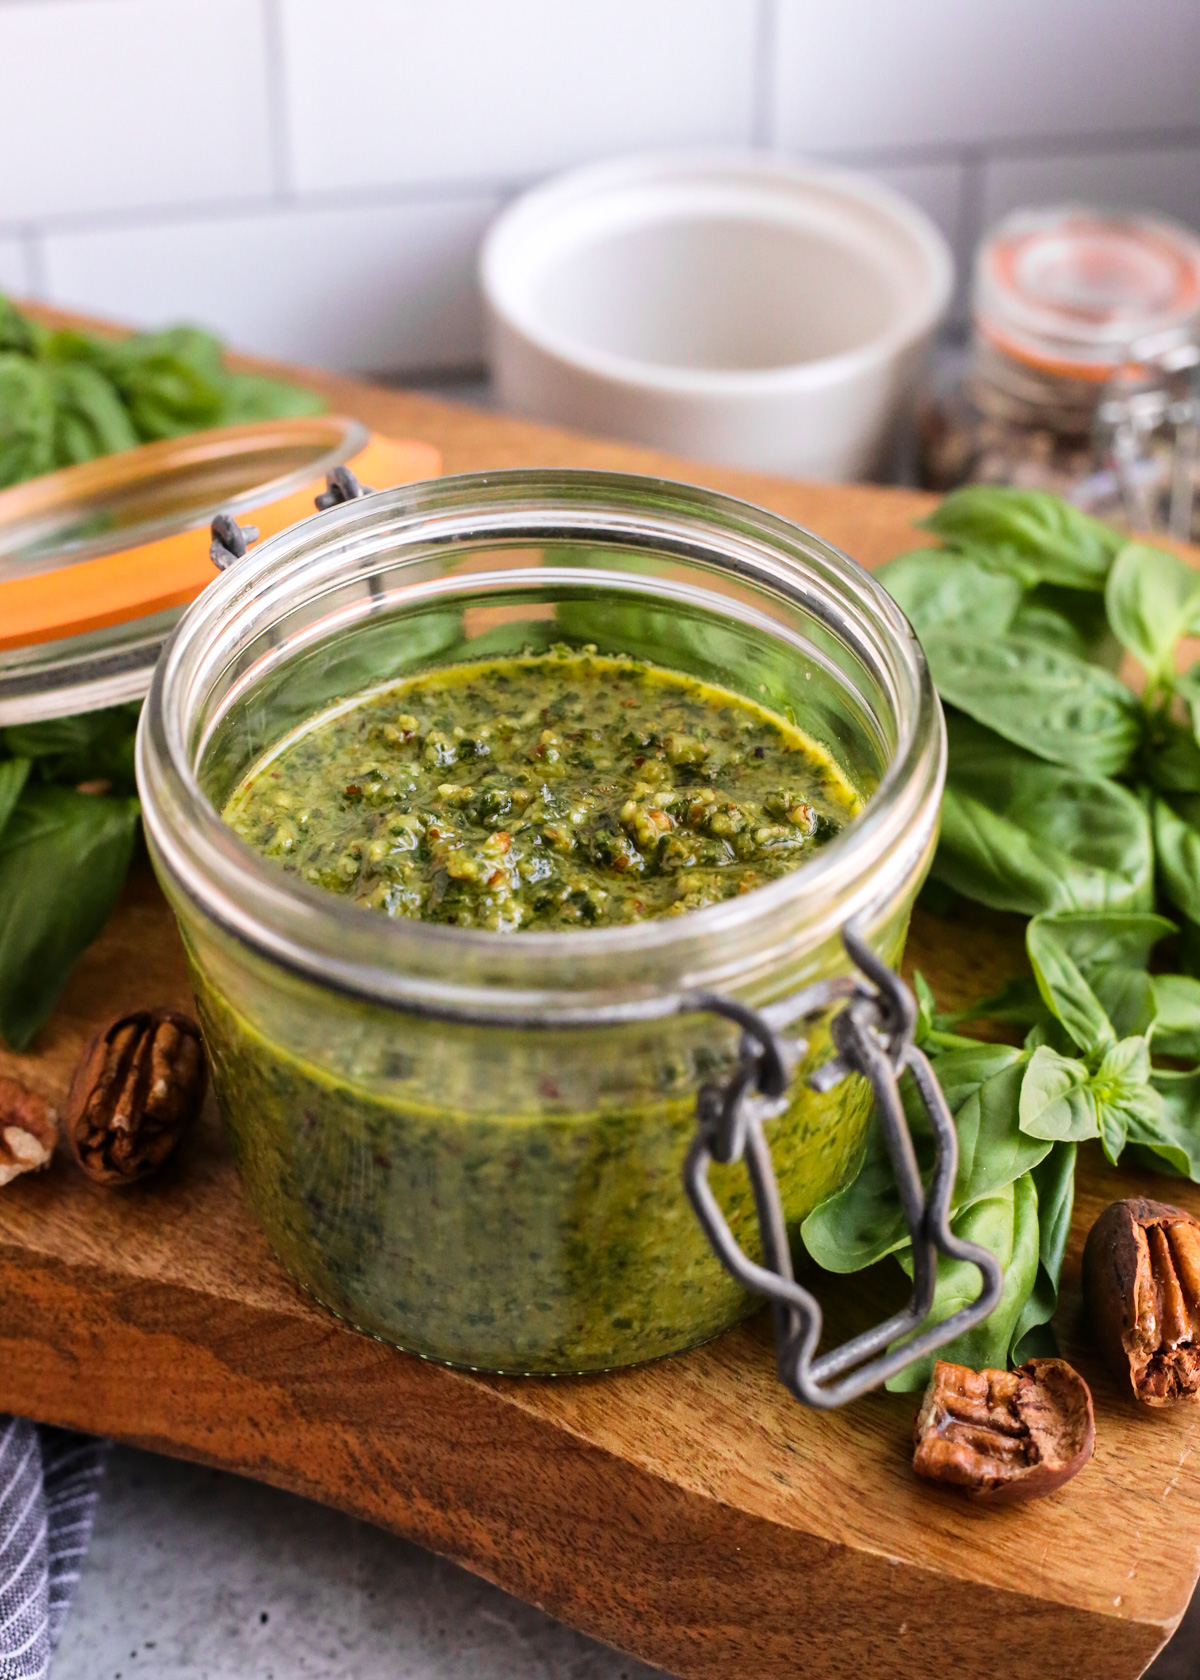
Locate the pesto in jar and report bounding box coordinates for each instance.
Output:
[202,646,874,1374]
[223,648,861,927]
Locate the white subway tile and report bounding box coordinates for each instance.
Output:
[280,0,758,192]
[0,237,30,296]
[980,143,1200,243]
[774,0,1200,152]
[40,196,499,372]
[0,0,273,223]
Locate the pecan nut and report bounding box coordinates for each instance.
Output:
[1083,1197,1200,1405]
[0,1077,57,1187]
[913,1358,1095,1504]
[66,1010,206,1187]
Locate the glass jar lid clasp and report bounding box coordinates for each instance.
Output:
[683,920,1004,1409]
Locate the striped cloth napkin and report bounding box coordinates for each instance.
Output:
[0,1418,107,1679]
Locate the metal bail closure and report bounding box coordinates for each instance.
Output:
[209,512,260,572]
[314,465,374,509]
[682,917,1004,1409]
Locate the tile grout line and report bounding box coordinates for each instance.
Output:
[751,0,781,151]
[260,0,295,202]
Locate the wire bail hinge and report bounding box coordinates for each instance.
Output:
[315,465,373,509]
[682,918,1003,1410]
[209,512,260,572]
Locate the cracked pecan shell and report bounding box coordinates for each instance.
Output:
[1084,1197,1200,1405]
[913,1358,1095,1504]
[0,1077,57,1186]
[66,1010,206,1187]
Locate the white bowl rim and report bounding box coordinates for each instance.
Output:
[480,149,955,398]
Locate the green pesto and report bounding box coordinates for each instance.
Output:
[222,648,861,930]
[190,957,875,1373]
[202,647,875,1373]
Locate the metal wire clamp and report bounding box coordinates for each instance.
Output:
[682,917,1004,1408]
[209,469,375,571]
[209,512,259,571]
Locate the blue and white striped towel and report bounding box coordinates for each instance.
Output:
[0,1418,107,1679]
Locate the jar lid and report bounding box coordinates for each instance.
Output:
[0,417,441,724]
[975,205,1200,380]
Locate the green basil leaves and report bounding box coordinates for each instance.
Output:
[0,703,142,1049]
[807,485,1200,1381]
[922,634,1141,777]
[0,297,325,490]
[0,785,139,1049]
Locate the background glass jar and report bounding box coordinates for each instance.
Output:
[137,471,944,1374]
[919,206,1200,540]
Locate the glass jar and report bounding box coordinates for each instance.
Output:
[919,206,1200,539]
[136,470,944,1375]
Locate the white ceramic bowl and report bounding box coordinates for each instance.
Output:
[481,153,954,482]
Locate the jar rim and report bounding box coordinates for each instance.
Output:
[137,470,944,1021]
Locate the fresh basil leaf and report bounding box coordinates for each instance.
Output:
[876,550,1022,637]
[1174,663,1200,747]
[1151,973,1200,1058]
[800,1045,1041,1273]
[1022,910,1170,1040]
[950,976,1054,1033]
[1155,797,1200,925]
[913,970,937,1045]
[919,487,1122,590]
[1007,601,1089,660]
[1019,1044,1098,1140]
[0,787,139,1049]
[1015,583,1123,671]
[1091,1036,1161,1165]
[0,353,55,488]
[1025,908,1173,977]
[1145,724,1200,792]
[933,716,1154,914]
[922,632,1142,776]
[218,372,326,424]
[3,702,141,793]
[1027,914,1117,1053]
[1136,1071,1200,1176]
[1094,965,1159,1040]
[0,758,30,840]
[886,1174,1041,1392]
[47,361,138,467]
[1105,542,1200,688]
[1011,1141,1076,1363]
[0,294,43,356]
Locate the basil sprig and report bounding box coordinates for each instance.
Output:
[0,706,141,1049]
[0,295,324,489]
[804,486,1200,1383]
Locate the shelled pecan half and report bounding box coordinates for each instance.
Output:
[0,1077,57,1186]
[913,1359,1095,1504]
[1084,1198,1200,1405]
[67,1010,206,1187]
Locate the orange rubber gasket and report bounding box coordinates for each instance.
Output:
[0,427,441,653]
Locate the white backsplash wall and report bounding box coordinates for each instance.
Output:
[2,0,1199,375]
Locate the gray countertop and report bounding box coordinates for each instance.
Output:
[51,1445,661,1680]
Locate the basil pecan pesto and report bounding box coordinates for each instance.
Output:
[222,648,861,928]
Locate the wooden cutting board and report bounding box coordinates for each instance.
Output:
[2,328,1200,1680]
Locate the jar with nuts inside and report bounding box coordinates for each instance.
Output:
[919,206,1200,541]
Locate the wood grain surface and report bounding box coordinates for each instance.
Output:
[2,325,1199,1680]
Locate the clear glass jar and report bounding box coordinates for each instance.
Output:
[136,470,944,1374]
[919,206,1200,539]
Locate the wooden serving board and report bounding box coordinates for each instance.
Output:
[3,328,1200,1680]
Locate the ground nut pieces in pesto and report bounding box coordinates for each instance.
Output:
[223,649,861,931]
